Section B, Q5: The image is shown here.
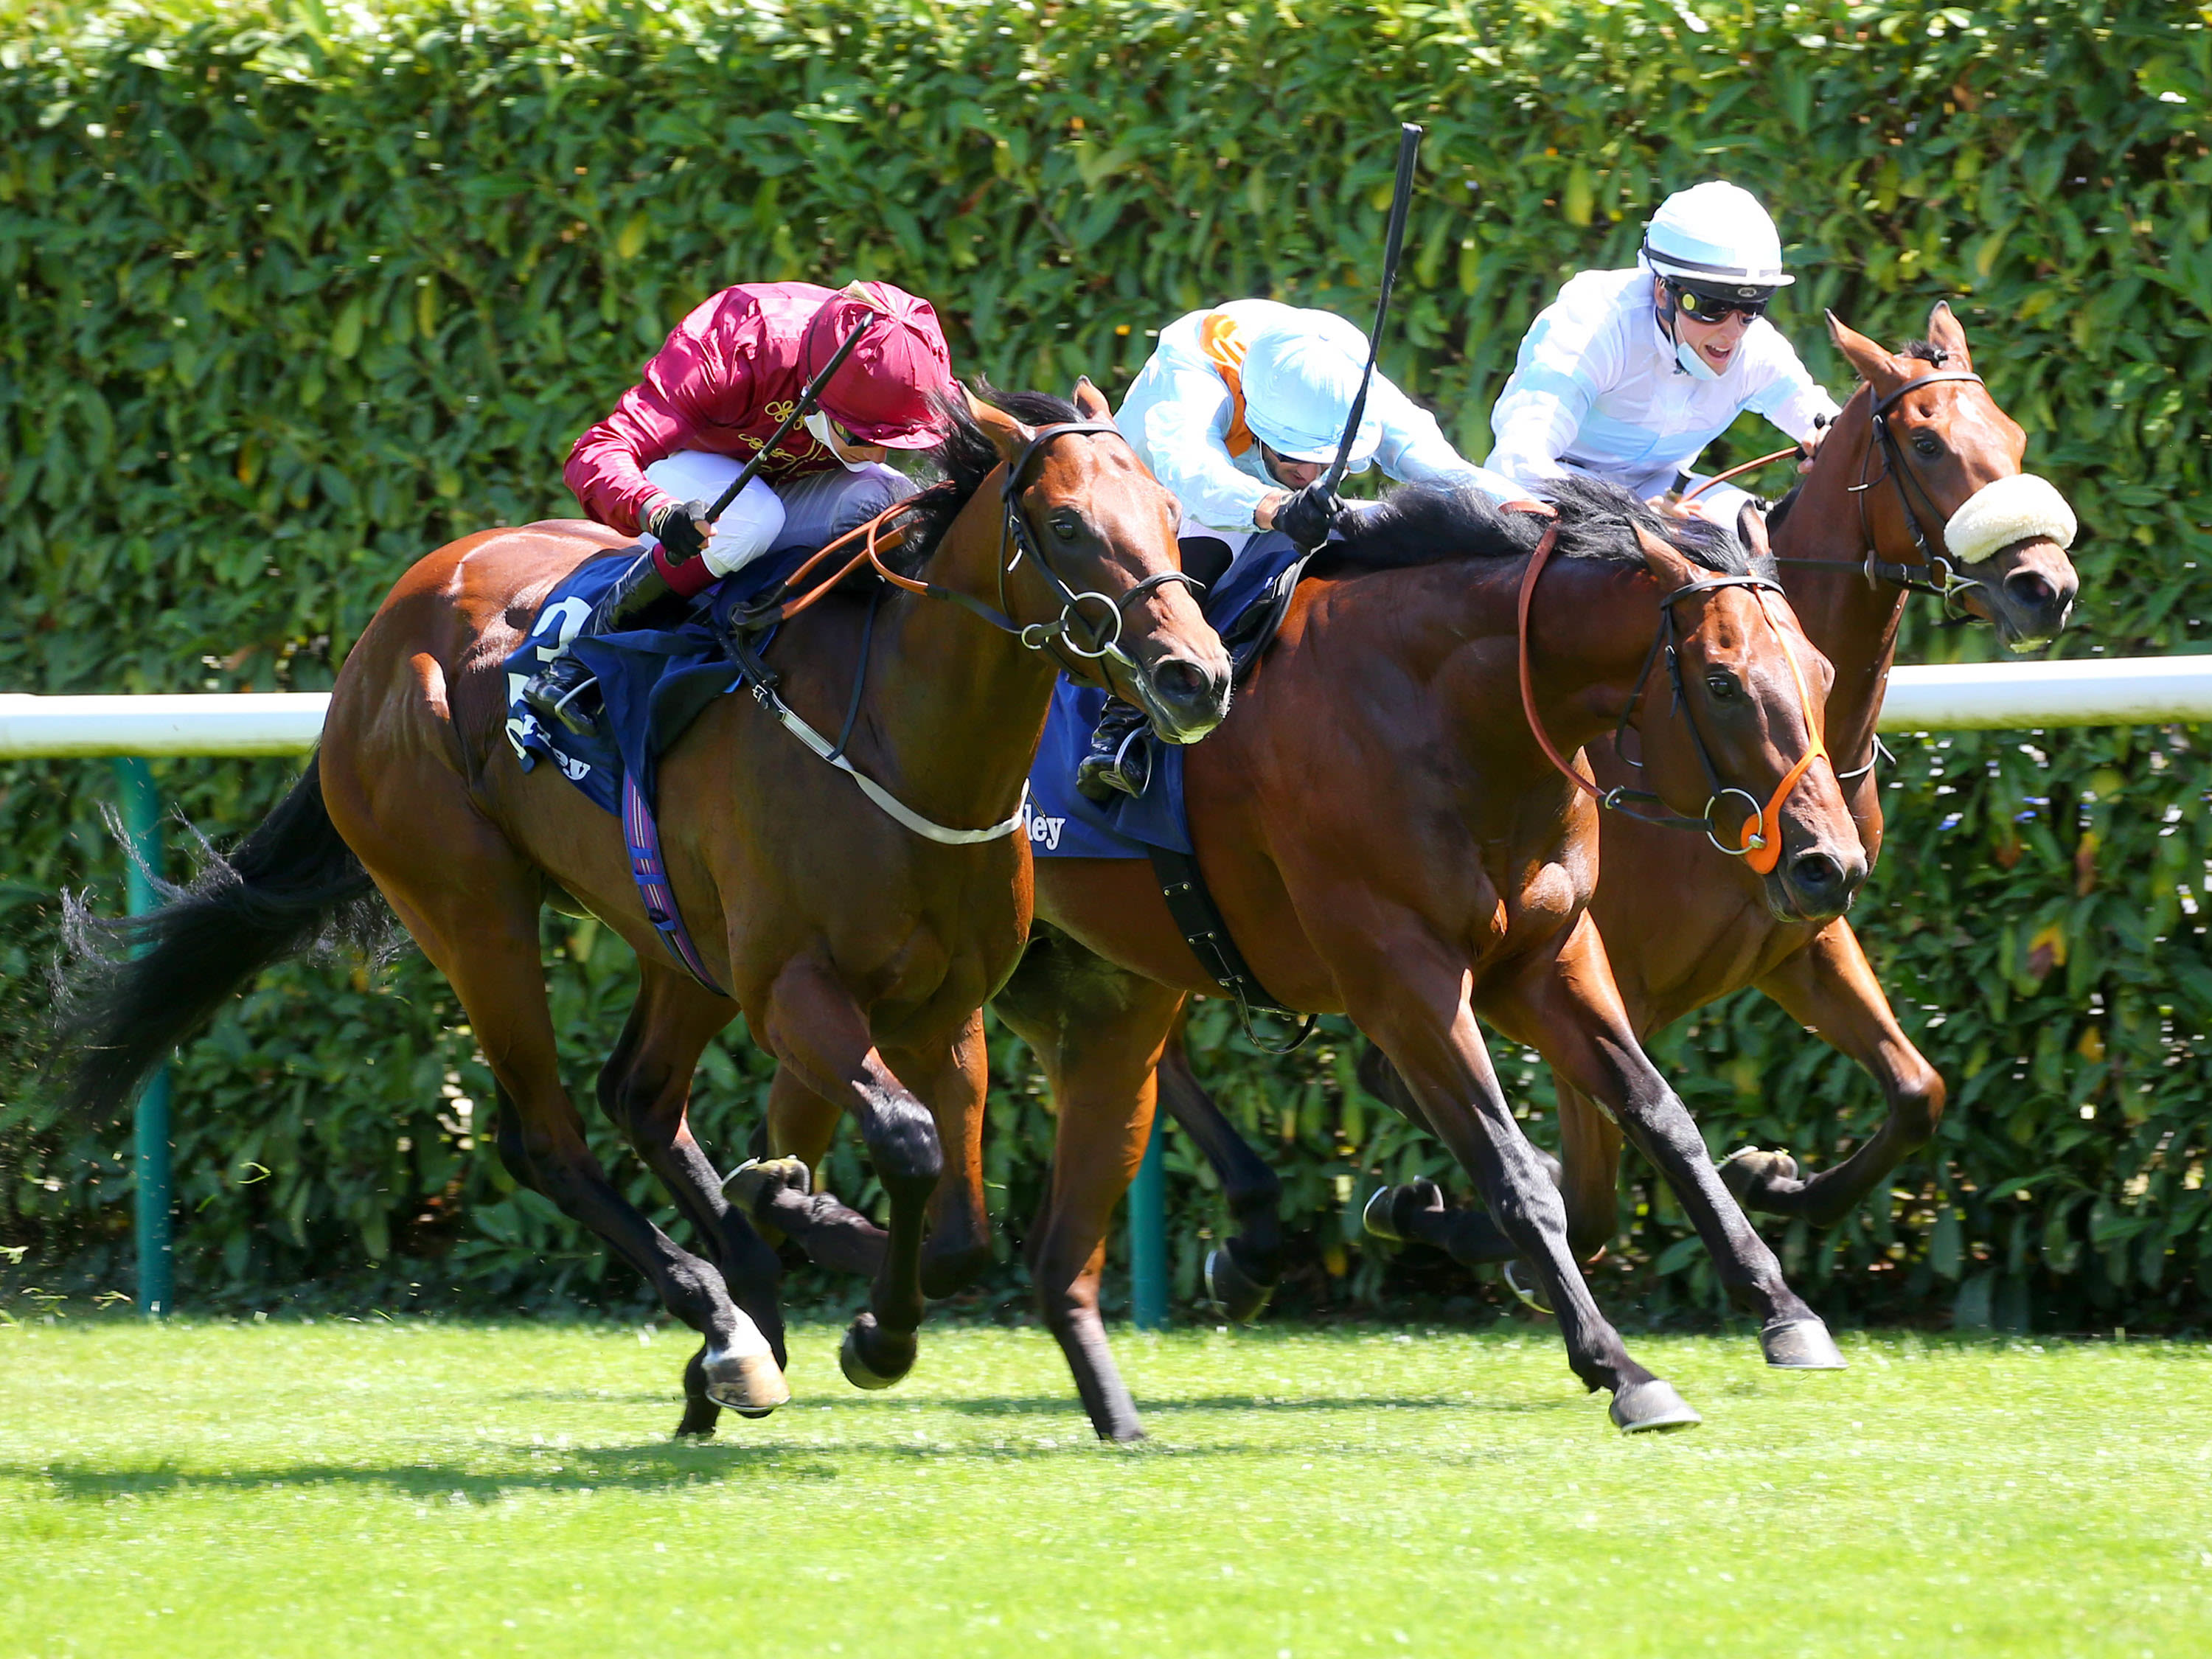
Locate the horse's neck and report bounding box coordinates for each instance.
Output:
[843,495,1052,824]
[1773,394,1910,768]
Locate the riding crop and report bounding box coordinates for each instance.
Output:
[1319,120,1424,496]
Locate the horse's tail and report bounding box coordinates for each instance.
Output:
[58,754,386,1124]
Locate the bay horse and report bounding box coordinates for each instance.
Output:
[745,476,1868,1435]
[1152,304,2083,1322]
[63,382,1231,1433]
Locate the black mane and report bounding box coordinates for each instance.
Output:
[887,381,1079,574]
[1321,471,1757,579]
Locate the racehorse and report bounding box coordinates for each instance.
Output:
[1152,304,2083,1322]
[746,475,1869,1436]
[63,382,1231,1433]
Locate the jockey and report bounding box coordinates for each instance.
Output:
[523,278,954,737]
[1485,181,1840,526]
[1078,297,1521,801]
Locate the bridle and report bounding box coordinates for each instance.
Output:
[1837,367,1990,616]
[1514,510,1830,875]
[715,417,1200,845]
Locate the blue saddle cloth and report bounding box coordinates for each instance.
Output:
[1027,529,1301,860]
[501,543,814,815]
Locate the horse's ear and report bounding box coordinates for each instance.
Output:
[1071,375,1112,422]
[1735,500,1774,564]
[1924,299,1973,372]
[964,383,1036,463]
[1633,524,1700,591]
[1825,310,1903,392]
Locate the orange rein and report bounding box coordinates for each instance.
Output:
[1514,505,1828,876]
[1677,442,1804,505]
[731,493,941,628]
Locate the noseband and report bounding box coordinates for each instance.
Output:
[1514,515,1829,875]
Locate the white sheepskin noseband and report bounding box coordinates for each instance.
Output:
[1943,473,2076,564]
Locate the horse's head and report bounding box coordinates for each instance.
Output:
[1822,304,2079,649]
[960,380,1230,745]
[1630,517,1867,925]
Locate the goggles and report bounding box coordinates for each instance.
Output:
[1666,278,1773,323]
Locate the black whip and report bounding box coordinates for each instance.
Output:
[1321,122,1424,495]
[703,319,870,521]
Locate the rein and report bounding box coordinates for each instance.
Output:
[1514,512,1829,876]
[723,419,1194,846]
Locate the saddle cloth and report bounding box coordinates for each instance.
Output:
[501,542,814,815]
[1026,529,1302,860]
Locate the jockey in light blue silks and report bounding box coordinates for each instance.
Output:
[1078,298,1523,801]
[1486,181,1840,526]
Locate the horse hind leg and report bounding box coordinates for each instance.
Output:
[595,961,788,1437]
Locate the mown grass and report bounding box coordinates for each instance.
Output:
[1,1318,2206,1658]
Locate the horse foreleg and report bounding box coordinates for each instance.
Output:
[1155,1029,1282,1321]
[597,962,787,1436]
[1346,928,1691,1430]
[1726,919,1947,1229]
[758,959,942,1392]
[1495,915,1843,1371]
[995,939,1185,1443]
[737,1065,894,1276]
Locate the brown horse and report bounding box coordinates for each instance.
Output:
[746,476,1868,1436]
[63,382,1230,1433]
[1147,303,2082,1322]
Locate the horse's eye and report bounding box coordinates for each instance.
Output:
[1912,434,1943,459]
[1050,513,1081,542]
[1705,670,1742,703]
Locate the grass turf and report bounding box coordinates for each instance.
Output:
[1,1318,2207,1658]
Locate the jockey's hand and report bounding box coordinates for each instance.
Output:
[1273,481,1340,554]
[644,496,714,563]
[1796,417,1830,474]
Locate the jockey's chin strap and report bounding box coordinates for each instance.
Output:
[1513,505,1829,876]
[720,419,1198,845]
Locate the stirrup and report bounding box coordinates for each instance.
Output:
[1077,723,1152,803]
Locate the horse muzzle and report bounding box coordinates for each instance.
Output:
[1130,648,1231,745]
[1944,475,2079,651]
[1764,840,1868,925]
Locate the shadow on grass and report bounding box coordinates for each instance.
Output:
[942,1392,1579,1416]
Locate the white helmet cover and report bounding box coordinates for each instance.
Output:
[1239,308,1382,469]
[1642,181,1795,294]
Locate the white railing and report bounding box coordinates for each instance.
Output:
[4,657,2209,758]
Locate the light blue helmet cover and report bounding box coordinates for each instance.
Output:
[1239,309,1382,470]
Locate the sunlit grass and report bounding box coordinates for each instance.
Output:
[1,1318,2207,1658]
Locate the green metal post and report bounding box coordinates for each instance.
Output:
[1129,1107,1168,1329]
[111,758,173,1318]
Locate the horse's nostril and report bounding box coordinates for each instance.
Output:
[1790,851,1841,892]
[2006,571,2055,609]
[1151,657,1213,706]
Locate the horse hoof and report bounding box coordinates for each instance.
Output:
[1610,1380,1702,1433]
[701,1339,790,1414]
[1502,1260,1554,1316]
[839,1315,915,1391]
[724,1155,812,1222]
[1362,1178,1439,1244]
[1361,1185,1408,1242]
[1719,1146,1798,1206]
[1761,1316,1848,1370]
[1203,1247,1276,1324]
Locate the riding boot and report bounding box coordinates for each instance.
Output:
[1075,698,1152,804]
[521,552,684,740]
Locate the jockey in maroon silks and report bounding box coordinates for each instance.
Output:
[524,278,955,737]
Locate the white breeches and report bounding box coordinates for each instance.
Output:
[642,451,918,577]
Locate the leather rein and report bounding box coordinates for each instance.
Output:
[720,419,1198,844]
[1514,509,1829,876]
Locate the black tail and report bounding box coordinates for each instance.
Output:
[58,754,385,1122]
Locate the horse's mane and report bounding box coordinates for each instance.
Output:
[1321,471,1758,580]
[886,381,1079,576]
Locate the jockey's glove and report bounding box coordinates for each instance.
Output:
[644,496,714,563]
[1273,481,1341,554]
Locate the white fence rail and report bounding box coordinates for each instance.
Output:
[2,658,2208,759]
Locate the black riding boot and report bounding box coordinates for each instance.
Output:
[1075,698,1152,804]
[521,552,683,740]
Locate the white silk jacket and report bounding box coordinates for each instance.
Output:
[1485,267,1840,501]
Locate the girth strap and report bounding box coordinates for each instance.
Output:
[622,772,731,997]
[1146,844,1318,1054]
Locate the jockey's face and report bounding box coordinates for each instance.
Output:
[821,416,888,467]
[1655,276,1753,375]
[1260,444,1325,490]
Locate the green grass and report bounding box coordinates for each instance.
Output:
[1,1319,2208,1658]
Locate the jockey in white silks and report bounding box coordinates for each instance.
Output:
[1486,181,1840,527]
[1078,298,1521,801]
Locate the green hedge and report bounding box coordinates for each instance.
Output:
[2,0,2208,1330]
